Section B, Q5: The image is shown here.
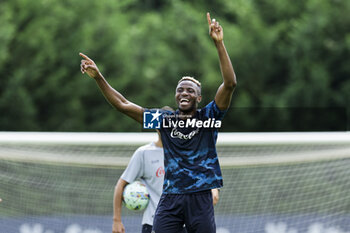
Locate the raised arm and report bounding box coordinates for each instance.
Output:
[80,53,144,123]
[207,13,237,110]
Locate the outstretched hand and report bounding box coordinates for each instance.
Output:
[80,53,101,79]
[207,12,223,42]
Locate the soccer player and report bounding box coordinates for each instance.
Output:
[112,131,165,233]
[80,12,236,233]
[113,131,220,233]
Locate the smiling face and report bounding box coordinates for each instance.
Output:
[175,80,202,115]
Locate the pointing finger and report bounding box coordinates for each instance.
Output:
[207,12,211,26]
[79,52,92,62]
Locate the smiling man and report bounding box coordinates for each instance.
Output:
[80,12,236,233]
[176,76,202,113]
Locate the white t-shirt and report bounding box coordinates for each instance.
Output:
[121,142,165,226]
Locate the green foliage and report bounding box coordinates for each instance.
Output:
[0,0,349,131]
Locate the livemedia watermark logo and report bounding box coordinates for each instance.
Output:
[143,110,222,129]
[143,110,162,129]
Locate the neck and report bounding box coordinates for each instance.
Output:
[154,139,163,148]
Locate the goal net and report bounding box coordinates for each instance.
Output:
[0,132,349,233]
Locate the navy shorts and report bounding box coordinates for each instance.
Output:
[153,190,215,233]
[143,224,187,233]
[142,224,153,233]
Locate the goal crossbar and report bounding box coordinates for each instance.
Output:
[0,132,349,167]
[0,132,349,146]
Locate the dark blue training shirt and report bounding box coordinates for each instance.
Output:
[157,101,227,194]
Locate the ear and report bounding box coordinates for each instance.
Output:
[197,95,202,103]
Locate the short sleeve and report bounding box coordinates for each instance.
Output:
[203,100,228,121]
[120,147,144,183]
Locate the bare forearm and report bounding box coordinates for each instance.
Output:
[94,74,128,110]
[94,74,143,123]
[207,14,236,109]
[80,53,134,114]
[213,40,237,110]
[215,41,237,89]
[113,180,126,222]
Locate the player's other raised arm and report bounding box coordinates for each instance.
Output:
[80,53,144,124]
[207,13,237,110]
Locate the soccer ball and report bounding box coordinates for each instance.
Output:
[123,181,150,211]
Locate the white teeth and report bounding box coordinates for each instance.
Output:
[180,98,189,103]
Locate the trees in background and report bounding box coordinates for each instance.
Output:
[0,0,349,131]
